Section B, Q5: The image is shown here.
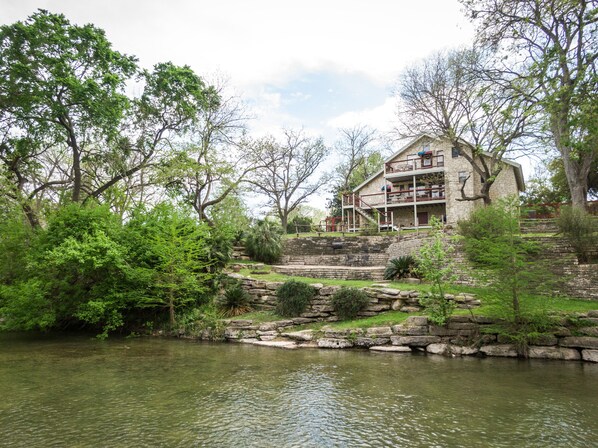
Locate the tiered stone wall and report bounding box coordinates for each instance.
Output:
[231,274,479,322]
[278,232,598,299]
[220,313,598,363]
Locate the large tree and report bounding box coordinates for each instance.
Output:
[0,10,218,226]
[396,48,531,205]
[250,129,329,232]
[459,0,598,208]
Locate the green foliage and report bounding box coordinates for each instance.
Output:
[245,220,283,263]
[217,280,252,317]
[384,256,419,280]
[415,217,456,325]
[331,287,369,320]
[556,206,598,263]
[275,280,316,317]
[459,198,549,325]
[287,215,313,234]
[0,202,230,336]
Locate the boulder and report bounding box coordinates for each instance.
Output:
[365,326,393,337]
[283,330,314,341]
[479,344,518,357]
[258,322,280,331]
[527,346,580,361]
[354,337,391,348]
[392,325,428,336]
[391,300,405,311]
[405,316,429,326]
[559,337,598,349]
[581,349,598,363]
[241,339,297,349]
[391,335,440,347]
[369,346,412,353]
[318,338,354,349]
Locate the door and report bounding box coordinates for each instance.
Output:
[417,212,429,226]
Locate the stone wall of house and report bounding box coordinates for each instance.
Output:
[488,164,520,203]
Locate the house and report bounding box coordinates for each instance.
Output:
[341,134,525,230]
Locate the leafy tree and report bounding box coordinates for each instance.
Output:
[460,0,598,208]
[458,198,548,324]
[556,206,598,263]
[396,48,531,205]
[415,217,456,325]
[249,129,330,232]
[0,11,219,226]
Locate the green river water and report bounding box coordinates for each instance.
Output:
[1,333,597,447]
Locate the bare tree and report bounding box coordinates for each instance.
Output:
[334,125,378,191]
[250,129,329,232]
[396,48,531,205]
[459,0,598,208]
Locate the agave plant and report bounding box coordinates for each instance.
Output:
[384,255,419,280]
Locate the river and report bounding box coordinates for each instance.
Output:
[1,333,597,447]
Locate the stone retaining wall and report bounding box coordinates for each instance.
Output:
[231,274,479,321]
[220,312,598,363]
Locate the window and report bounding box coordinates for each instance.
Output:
[458,171,468,183]
[452,147,460,158]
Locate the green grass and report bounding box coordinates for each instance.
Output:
[324,311,411,329]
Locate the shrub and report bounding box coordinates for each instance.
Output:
[275,280,316,317]
[245,220,283,263]
[384,256,419,280]
[331,287,369,320]
[556,206,598,263]
[217,281,252,316]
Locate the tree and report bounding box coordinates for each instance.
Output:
[460,0,598,208]
[396,48,531,205]
[458,198,547,324]
[415,217,457,325]
[157,78,260,223]
[250,129,329,232]
[0,11,218,226]
[334,125,378,191]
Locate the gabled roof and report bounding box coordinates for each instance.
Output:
[352,133,525,193]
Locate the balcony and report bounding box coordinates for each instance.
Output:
[385,155,445,176]
[343,186,446,207]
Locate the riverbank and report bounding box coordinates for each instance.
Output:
[180,312,598,363]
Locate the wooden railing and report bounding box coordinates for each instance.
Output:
[343,186,446,207]
[385,155,444,173]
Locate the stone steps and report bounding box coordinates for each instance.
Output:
[272,264,386,281]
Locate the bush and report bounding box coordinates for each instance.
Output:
[556,206,598,263]
[331,287,369,320]
[384,256,419,280]
[217,281,252,316]
[245,220,283,263]
[275,280,316,317]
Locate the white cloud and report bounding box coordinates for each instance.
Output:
[326,97,397,134]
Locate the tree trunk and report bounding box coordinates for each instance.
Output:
[169,292,175,328]
[562,153,589,208]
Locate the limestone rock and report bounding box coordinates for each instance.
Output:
[392,325,428,336]
[365,326,393,337]
[391,335,440,347]
[581,349,598,362]
[283,330,314,341]
[405,316,428,326]
[318,338,354,349]
[479,344,518,357]
[369,346,412,353]
[578,327,598,337]
[527,346,580,360]
[354,337,391,348]
[258,322,280,331]
[241,339,297,349]
[559,336,598,349]
[225,328,257,339]
[586,310,598,318]
[426,343,450,355]
[391,300,405,311]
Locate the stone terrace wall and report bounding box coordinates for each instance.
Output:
[230,274,479,323]
[280,233,598,300]
[281,235,397,266]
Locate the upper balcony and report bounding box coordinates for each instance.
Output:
[343,185,446,208]
[385,154,445,180]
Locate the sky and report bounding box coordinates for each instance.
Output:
[1,0,491,211]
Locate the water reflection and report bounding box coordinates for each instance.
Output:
[0,334,597,447]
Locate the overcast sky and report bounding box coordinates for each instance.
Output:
[2,1,488,211]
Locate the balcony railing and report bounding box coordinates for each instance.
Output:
[343,186,446,207]
[385,155,445,174]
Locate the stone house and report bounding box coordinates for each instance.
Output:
[342,134,525,230]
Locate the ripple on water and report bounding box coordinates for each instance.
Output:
[1,336,598,447]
